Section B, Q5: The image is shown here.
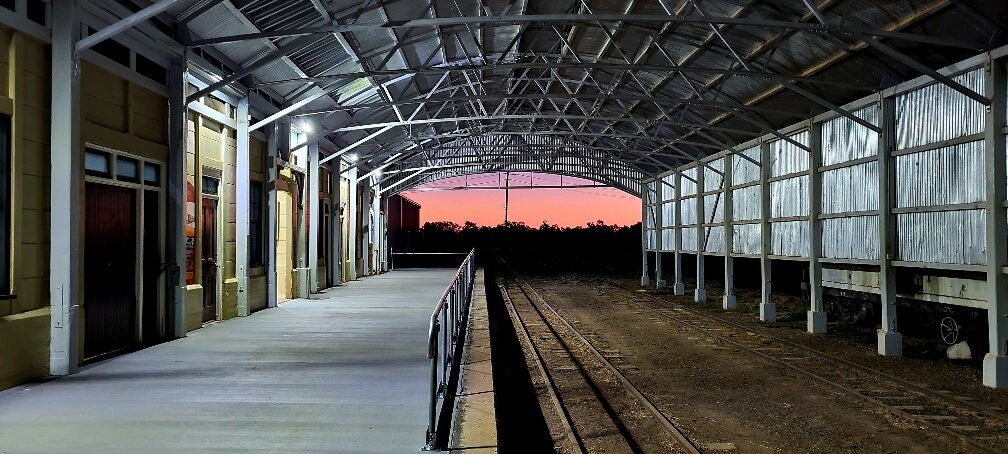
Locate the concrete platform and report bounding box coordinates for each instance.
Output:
[0,268,457,453]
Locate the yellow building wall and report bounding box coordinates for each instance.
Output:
[0,26,52,389]
[276,185,293,302]
[248,136,267,313]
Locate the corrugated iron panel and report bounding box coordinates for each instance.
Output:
[704,226,725,253]
[770,131,809,177]
[661,227,674,251]
[681,167,697,196]
[732,185,761,221]
[822,105,879,166]
[770,175,810,218]
[661,202,675,228]
[822,215,879,260]
[896,68,985,150]
[896,140,986,207]
[682,227,697,252]
[772,220,810,257]
[732,146,761,184]
[704,158,724,192]
[822,161,879,214]
[897,210,986,265]
[680,197,697,225]
[704,194,724,223]
[733,224,761,255]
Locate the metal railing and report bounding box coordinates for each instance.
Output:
[425,249,476,451]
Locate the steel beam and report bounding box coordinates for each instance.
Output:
[984,57,1008,388]
[695,164,706,302]
[50,0,82,376]
[759,140,775,321]
[167,55,189,335]
[807,121,826,333]
[722,153,735,309]
[308,141,320,293]
[878,97,901,356]
[76,0,190,53]
[673,170,685,295]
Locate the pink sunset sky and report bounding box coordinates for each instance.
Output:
[399,172,640,227]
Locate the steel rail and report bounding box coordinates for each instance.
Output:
[601,281,1002,453]
[500,280,587,453]
[503,264,702,454]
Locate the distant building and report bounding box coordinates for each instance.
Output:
[387,195,421,253]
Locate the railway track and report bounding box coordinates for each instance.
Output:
[595,279,1008,453]
[500,270,700,454]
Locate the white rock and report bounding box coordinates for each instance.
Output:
[947,341,972,360]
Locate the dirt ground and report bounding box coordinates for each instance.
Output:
[515,273,981,453]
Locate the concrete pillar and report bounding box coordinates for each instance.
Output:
[50,0,82,375]
[235,97,250,316]
[167,56,189,334]
[695,163,706,302]
[673,170,685,295]
[307,141,319,293]
[655,179,666,288]
[759,141,775,321]
[878,97,902,356]
[640,185,650,286]
[723,154,736,309]
[808,121,827,333]
[983,57,1008,388]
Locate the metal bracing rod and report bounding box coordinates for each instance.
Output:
[317,126,396,165]
[76,0,192,52]
[185,13,982,49]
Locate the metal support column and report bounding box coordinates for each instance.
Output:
[329,162,341,284]
[307,141,319,293]
[759,141,775,321]
[878,97,902,356]
[655,180,666,289]
[984,56,1008,388]
[50,0,82,375]
[695,164,706,302]
[266,120,287,308]
[723,154,736,309]
[235,97,250,316]
[808,121,827,333]
[167,55,189,334]
[641,185,650,286]
[673,170,685,295]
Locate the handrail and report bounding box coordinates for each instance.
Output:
[424,249,476,451]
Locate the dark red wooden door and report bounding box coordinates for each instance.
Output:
[84,183,137,360]
[201,198,218,323]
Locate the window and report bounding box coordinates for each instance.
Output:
[26,0,45,25]
[201,176,219,195]
[136,53,167,86]
[0,0,14,12]
[116,157,139,182]
[0,114,9,293]
[143,163,160,186]
[249,181,263,267]
[84,149,111,177]
[90,29,130,66]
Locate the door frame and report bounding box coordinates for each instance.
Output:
[83,143,165,345]
[199,182,222,323]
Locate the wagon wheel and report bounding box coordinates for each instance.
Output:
[940,316,960,345]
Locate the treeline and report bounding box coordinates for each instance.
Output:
[396,220,642,272]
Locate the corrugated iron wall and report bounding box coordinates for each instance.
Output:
[644,54,1005,274]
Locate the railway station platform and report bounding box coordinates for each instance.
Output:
[0,268,457,453]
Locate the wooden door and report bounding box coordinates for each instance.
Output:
[201,198,218,323]
[84,183,137,360]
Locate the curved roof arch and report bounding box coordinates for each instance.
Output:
[168,0,1008,185]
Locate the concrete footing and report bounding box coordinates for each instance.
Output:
[760,303,776,322]
[694,288,707,302]
[983,354,1008,389]
[641,275,650,286]
[656,279,667,289]
[807,310,827,334]
[877,329,902,357]
[673,282,685,295]
[722,294,736,310]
